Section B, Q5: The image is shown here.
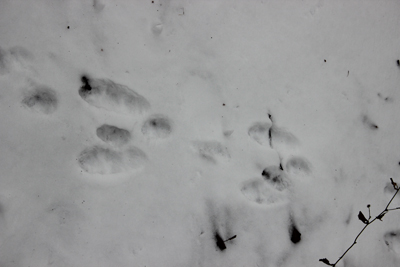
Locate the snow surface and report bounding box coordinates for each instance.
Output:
[0,0,400,266]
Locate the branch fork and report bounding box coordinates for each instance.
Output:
[319,178,400,266]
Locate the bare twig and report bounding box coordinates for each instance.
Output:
[224,235,237,242]
[319,178,400,266]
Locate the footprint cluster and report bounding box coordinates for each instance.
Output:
[241,114,310,246]
[77,75,173,175]
[242,118,311,205]
[17,72,174,175]
[242,114,308,206]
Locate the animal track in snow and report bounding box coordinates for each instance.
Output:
[78,146,146,174]
[285,156,311,177]
[270,126,299,148]
[142,115,172,139]
[266,114,299,148]
[262,166,289,191]
[384,230,400,256]
[243,116,299,205]
[192,141,230,163]
[0,46,32,74]
[22,86,58,114]
[248,122,272,146]
[96,124,131,147]
[241,176,288,205]
[79,76,150,114]
[241,164,290,205]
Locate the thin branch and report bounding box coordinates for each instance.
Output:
[319,178,400,266]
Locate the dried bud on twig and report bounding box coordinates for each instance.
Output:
[358,211,369,224]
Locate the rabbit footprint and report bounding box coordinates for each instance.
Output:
[22,85,58,114]
[241,166,289,205]
[78,146,147,175]
[192,141,230,163]
[96,124,131,147]
[79,75,150,114]
[142,115,173,139]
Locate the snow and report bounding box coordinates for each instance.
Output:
[0,0,400,266]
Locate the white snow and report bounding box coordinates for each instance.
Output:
[0,0,400,266]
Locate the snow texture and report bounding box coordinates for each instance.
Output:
[0,0,400,266]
